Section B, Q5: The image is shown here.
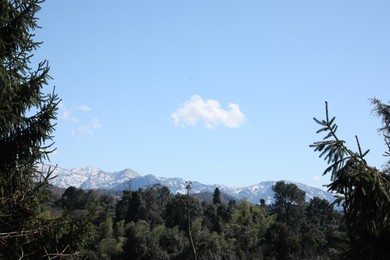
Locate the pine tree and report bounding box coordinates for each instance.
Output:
[0,0,60,258]
[311,100,390,259]
[271,181,306,227]
[212,187,222,205]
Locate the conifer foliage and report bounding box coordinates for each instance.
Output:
[0,0,60,258]
[212,187,222,205]
[311,100,390,259]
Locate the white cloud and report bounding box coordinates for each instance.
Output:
[60,104,92,122]
[62,110,78,122]
[73,126,93,136]
[72,118,102,136]
[91,118,101,129]
[59,103,101,136]
[75,105,92,112]
[172,95,246,128]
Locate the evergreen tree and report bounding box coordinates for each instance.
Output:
[212,187,222,205]
[301,198,334,259]
[311,100,390,259]
[271,181,306,227]
[306,197,333,227]
[60,186,86,210]
[0,0,62,258]
[265,182,306,259]
[125,190,147,223]
[115,190,132,221]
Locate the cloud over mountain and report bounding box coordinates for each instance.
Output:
[172,95,246,128]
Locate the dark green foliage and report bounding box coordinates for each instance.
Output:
[60,186,87,210]
[227,200,274,259]
[194,230,235,260]
[306,197,333,227]
[300,222,327,259]
[371,98,390,157]
[265,222,301,259]
[0,0,63,258]
[115,190,132,221]
[265,182,306,259]
[301,198,336,258]
[125,190,147,223]
[202,203,223,233]
[272,181,306,227]
[159,226,188,259]
[123,221,170,260]
[212,187,222,205]
[48,210,97,257]
[114,185,171,228]
[40,181,349,259]
[263,181,349,259]
[97,237,120,260]
[165,193,202,231]
[141,187,165,226]
[311,100,390,259]
[98,194,116,211]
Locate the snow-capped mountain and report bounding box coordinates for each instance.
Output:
[39,164,140,190]
[41,165,335,204]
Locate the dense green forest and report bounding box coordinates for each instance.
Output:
[1,0,390,259]
[40,181,348,259]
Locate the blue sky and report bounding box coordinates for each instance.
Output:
[35,1,389,188]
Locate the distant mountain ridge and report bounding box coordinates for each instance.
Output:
[40,165,335,204]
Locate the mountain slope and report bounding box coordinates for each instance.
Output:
[42,165,335,204]
[39,164,140,190]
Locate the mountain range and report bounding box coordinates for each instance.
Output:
[40,164,336,205]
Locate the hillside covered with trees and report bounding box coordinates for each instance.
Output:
[42,181,348,259]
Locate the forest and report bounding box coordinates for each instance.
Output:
[39,181,349,259]
[1,0,390,259]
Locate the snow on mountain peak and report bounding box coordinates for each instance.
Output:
[71,166,102,176]
[43,165,336,205]
[44,165,140,190]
